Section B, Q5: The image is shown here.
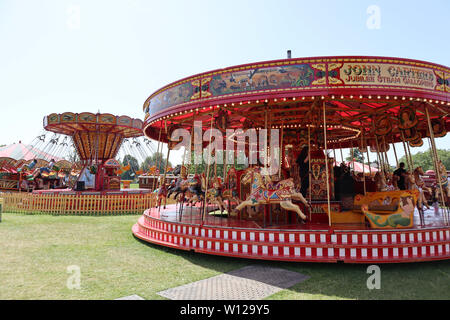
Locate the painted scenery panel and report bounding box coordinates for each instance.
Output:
[209,64,316,96]
[148,82,195,115]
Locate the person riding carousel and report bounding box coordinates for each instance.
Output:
[393,162,407,190]
[296,145,309,197]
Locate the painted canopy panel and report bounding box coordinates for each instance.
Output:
[144,56,450,121]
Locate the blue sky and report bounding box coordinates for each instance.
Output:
[0,0,449,164]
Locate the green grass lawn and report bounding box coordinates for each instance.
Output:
[0,213,449,300]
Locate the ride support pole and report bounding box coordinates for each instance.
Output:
[322,101,331,227]
[308,124,312,220]
[202,109,216,226]
[392,138,399,168]
[425,105,449,225]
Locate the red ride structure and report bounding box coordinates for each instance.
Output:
[133,56,450,263]
[41,112,149,195]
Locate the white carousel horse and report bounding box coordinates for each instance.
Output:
[435,161,450,198]
[374,171,388,192]
[404,170,425,225]
[413,166,431,211]
[233,167,309,221]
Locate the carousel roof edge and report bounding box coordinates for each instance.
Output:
[142,55,450,111]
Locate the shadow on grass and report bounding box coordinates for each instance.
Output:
[133,236,450,300]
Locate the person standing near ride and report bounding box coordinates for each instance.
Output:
[393,162,407,190]
[296,146,309,197]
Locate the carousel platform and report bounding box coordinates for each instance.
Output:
[133,204,450,263]
[32,188,152,196]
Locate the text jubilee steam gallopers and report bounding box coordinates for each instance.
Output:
[133,56,450,263]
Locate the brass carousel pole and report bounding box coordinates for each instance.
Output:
[361,131,366,195]
[424,105,448,225]
[151,122,163,206]
[406,137,414,168]
[400,130,412,171]
[366,141,372,176]
[339,142,344,164]
[322,101,332,227]
[373,133,385,182]
[308,124,312,220]
[392,137,399,168]
[279,120,284,180]
[156,122,167,193]
[202,109,216,226]
[350,140,355,172]
[382,136,391,172]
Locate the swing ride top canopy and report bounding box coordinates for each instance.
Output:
[142,56,450,151]
[43,112,144,162]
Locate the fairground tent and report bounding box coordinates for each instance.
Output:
[335,160,379,173]
[0,142,62,161]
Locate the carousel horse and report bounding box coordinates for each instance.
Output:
[403,170,426,225]
[202,175,226,213]
[185,174,204,206]
[413,166,431,211]
[167,165,189,201]
[222,168,242,207]
[374,171,388,192]
[157,176,169,209]
[435,160,450,199]
[233,167,309,221]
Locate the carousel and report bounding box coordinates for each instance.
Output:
[1,112,155,215]
[132,55,450,263]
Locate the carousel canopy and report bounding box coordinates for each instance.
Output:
[142,56,450,151]
[0,142,62,161]
[43,113,144,162]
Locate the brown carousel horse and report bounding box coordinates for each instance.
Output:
[185,174,204,206]
[167,165,190,202]
[222,167,242,208]
[233,167,309,221]
[201,175,226,213]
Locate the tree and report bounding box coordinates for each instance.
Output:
[140,152,172,174]
[121,155,139,180]
[346,148,364,163]
[65,147,79,163]
[187,151,247,177]
[399,149,450,171]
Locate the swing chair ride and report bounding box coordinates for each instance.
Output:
[0,112,157,215]
[133,55,450,263]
